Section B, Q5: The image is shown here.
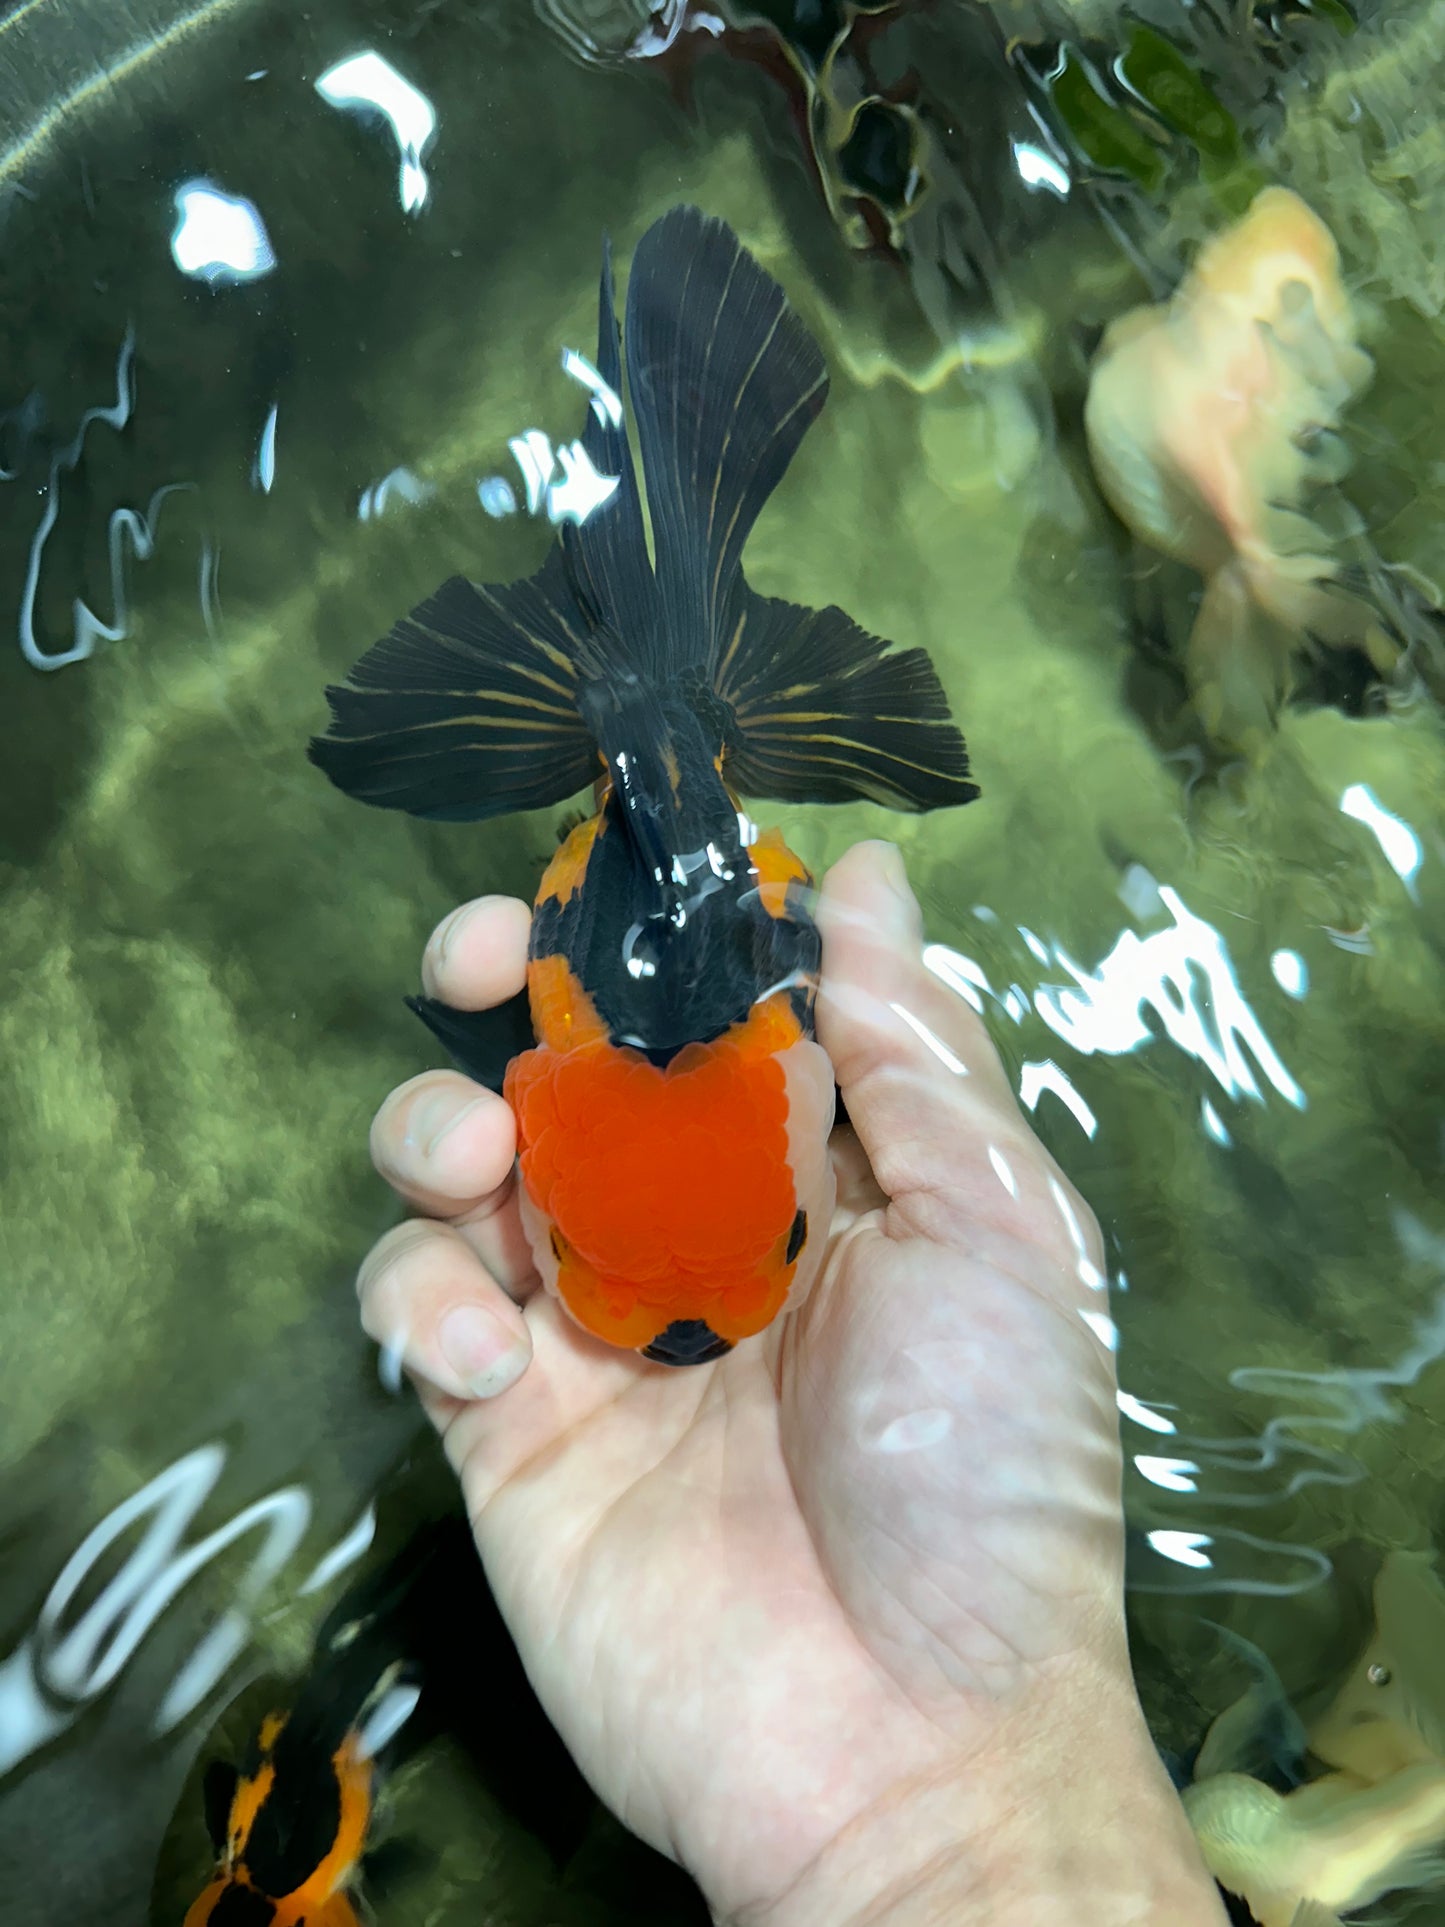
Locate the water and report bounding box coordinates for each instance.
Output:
[1,0,1444,1920]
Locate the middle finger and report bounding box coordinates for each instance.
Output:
[370,1069,516,1217]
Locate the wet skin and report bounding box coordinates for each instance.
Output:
[358,841,1225,1926]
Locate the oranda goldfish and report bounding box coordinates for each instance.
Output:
[183,1650,414,1927]
[1084,184,1395,749]
[1184,1553,1445,1927]
[179,1520,483,1926]
[310,205,976,1364]
[1185,1763,1445,1927]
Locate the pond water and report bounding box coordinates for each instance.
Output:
[2,1,1443,1921]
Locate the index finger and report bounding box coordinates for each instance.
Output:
[420,893,532,1007]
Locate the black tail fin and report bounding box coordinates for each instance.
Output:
[623,205,828,665]
[309,566,600,820]
[715,590,979,810]
[307,230,648,823]
[310,206,978,825]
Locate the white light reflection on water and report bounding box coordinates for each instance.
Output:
[477,475,518,518]
[1122,1219,1445,1598]
[252,402,278,494]
[1079,1308,1119,1351]
[548,441,620,525]
[891,1001,968,1075]
[0,1446,379,1778]
[561,347,623,426]
[922,942,985,1013]
[315,52,437,214]
[1136,1528,1333,1597]
[1035,885,1305,1112]
[1012,140,1071,199]
[1271,949,1308,998]
[987,1146,1018,1198]
[1118,1391,1177,1435]
[299,1503,377,1597]
[358,466,435,521]
[1019,1058,1097,1138]
[509,430,555,514]
[170,181,276,284]
[1149,1529,1212,1569]
[502,426,618,528]
[1340,782,1423,897]
[16,328,216,672]
[1136,1457,1200,1493]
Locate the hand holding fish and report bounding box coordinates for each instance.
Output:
[358,840,1226,1927]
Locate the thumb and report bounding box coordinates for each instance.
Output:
[815,841,1086,1262]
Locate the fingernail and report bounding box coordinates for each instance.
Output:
[422,901,481,994]
[405,1089,485,1156]
[875,841,909,893]
[438,1305,529,1398]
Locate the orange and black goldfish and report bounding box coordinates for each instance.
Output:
[179,1528,454,1927]
[309,205,976,1365]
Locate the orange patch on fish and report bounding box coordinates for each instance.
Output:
[526,952,610,1054]
[537,810,603,910]
[506,993,806,1349]
[747,825,813,921]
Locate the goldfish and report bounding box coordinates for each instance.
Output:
[178,1523,478,1926]
[309,205,976,1365]
[1084,185,1395,750]
[1184,1554,1445,1926]
[1185,1762,1445,1927]
[183,1651,415,1927]
[1307,1550,1445,1786]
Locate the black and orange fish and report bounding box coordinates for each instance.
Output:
[309,204,977,1365]
[181,1597,422,1927]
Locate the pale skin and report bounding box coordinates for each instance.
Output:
[358,840,1228,1926]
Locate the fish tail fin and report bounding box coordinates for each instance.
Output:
[308,228,652,823]
[307,562,602,821]
[624,205,827,663]
[626,206,977,811]
[710,588,980,812]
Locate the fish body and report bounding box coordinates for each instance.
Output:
[310,205,976,1363]
[1084,185,1392,748]
[178,1523,479,1926]
[182,1669,401,1927]
[1185,1762,1445,1927]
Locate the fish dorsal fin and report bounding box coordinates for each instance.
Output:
[624,205,827,666]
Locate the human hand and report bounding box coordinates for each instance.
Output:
[358,841,1225,1925]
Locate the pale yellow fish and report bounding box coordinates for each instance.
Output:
[1084,185,1394,750]
[1185,1760,1445,1927]
[1308,1551,1445,1785]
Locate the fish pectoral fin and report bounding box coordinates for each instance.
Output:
[308,563,598,822]
[624,205,828,648]
[1286,1905,1345,1927]
[407,990,535,1095]
[716,583,978,812]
